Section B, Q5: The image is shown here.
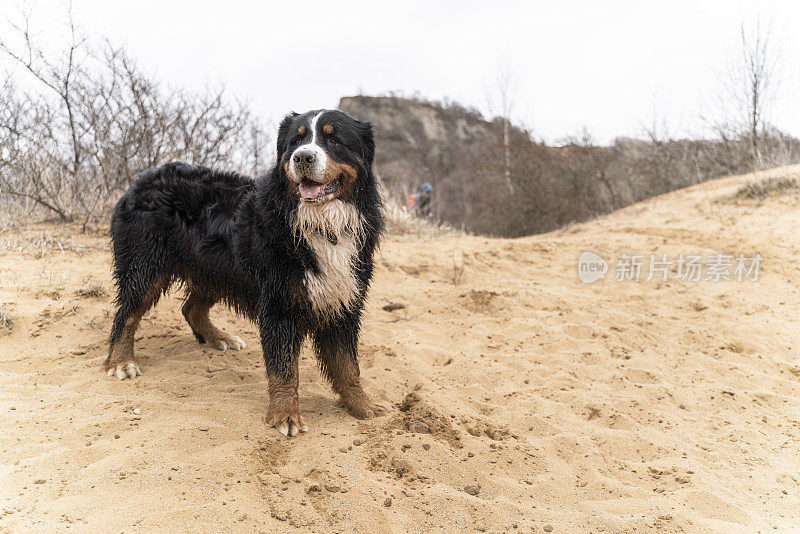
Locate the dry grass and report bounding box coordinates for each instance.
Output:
[75,283,108,299]
[384,200,464,239]
[733,177,799,203]
[0,303,16,334]
[0,226,109,258]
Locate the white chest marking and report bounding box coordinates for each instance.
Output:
[295,200,362,319]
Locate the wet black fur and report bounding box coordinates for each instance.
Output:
[107,110,384,380]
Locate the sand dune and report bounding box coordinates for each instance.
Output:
[1,166,799,533]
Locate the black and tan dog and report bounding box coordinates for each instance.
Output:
[105,109,385,436]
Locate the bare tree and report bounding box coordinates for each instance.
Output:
[0,5,271,225]
[738,22,776,168]
[487,57,517,193]
[703,19,785,172]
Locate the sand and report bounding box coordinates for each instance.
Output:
[1,165,799,533]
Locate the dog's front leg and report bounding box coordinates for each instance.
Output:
[259,309,307,437]
[312,309,386,420]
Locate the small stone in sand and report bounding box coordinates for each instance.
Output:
[34,479,46,484]
[464,485,480,495]
[306,484,321,494]
[133,408,141,415]
[325,484,340,493]
[384,497,392,507]
[543,525,554,532]
[407,420,431,434]
[353,439,362,446]
[339,447,348,453]
[271,511,287,521]
[423,443,431,451]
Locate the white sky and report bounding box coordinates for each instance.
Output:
[3,0,799,144]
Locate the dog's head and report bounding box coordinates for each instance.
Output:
[277,110,375,205]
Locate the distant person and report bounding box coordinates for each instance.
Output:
[416,182,433,218]
[406,192,417,212]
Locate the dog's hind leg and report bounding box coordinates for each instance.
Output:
[181,292,246,351]
[312,312,386,420]
[105,272,170,379]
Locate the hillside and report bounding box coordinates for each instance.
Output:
[1,166,799,533]
[338,96,500,227]
[338,95,497,183]
[339,96,799,238]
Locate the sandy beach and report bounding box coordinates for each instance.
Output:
[1,165,799,533]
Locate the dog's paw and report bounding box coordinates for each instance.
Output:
[266,409,308,437]
[226,335,246,350]
[345,401,388,420]
[106,361,142,380]
[209,335,246,352]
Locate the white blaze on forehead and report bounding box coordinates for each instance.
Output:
[309,111,324,144]
[290,111,328,182]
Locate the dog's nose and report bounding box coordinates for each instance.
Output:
[293,150,316,164]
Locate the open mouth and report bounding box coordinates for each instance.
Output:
[298,176,342,202]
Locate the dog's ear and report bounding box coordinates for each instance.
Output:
[277,112,299,157]
[357,120,375,169]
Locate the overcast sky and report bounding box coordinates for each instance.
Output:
[3,0,799,144]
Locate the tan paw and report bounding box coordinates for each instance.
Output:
[209,335,246,352]
[266,410,308,437]
[106,362,142,380]
[344,401,388,420]
[225,335,246,350]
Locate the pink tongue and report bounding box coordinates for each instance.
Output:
[299,182,326,199]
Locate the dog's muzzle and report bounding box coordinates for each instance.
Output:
[292,149,317,177]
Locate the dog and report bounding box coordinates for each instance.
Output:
[105,109,385,436]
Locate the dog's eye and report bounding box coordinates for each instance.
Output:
[328,138,339,146]
[294,138,303,145]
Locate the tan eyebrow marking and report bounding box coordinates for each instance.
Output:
[323,124,334,134]
[298,125,306,135]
